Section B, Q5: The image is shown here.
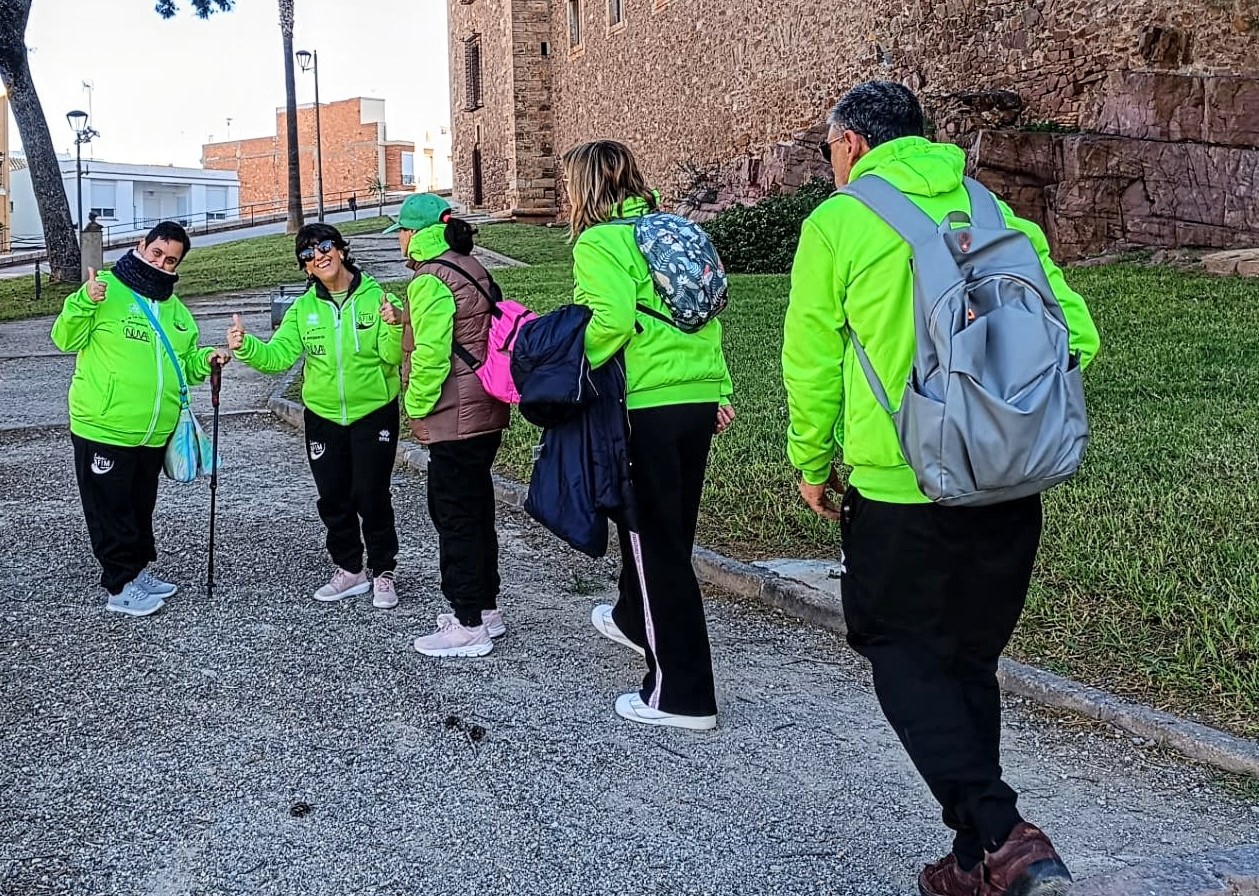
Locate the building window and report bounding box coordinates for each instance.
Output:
[401,152,415,186]
[89,180,116,219]
[608,0,623,27]
[568,0,582,49]
[205,185,229,220]
[463,34,483,110]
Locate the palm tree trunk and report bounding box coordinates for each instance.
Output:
[279,0,303,234]
[0,0,79,280]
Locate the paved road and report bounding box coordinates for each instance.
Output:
[1,309,1256,895]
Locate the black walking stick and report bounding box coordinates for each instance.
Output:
[207,357,223,597]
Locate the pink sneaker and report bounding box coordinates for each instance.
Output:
[482,609,506,638]
[313,567,370,602]
[373,571,398,609]
[414,614,493,657]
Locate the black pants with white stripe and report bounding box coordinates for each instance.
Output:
[304,399,399,576]
[71,434,166,595]
[611,403,718,717]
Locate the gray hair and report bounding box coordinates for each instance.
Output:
[827,81,926,148]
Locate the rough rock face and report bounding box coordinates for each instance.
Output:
[1090,72,1259,148]
[967,73,1259,259]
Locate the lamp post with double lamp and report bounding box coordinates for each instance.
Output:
[66,109,99,240]
[295,49,325,222]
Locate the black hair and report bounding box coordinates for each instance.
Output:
[294,222,357,272]
[444,216,477,256]
[828,80,926,148]
[143,221,191,259]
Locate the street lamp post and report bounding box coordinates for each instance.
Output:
[66,109,99,240]
[295,49,325,222]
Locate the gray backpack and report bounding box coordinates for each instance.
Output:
[839,175,1089,507]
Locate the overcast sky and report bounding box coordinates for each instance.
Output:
[17,0,451,168]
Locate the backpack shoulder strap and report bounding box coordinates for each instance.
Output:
[419,257,498,307]
[838,175,938,247]
[963,177,1005,229]
[416,258,486,371]
[132,291,190,405]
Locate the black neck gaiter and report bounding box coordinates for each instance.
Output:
[112,250,179,301]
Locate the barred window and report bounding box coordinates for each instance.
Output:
[463,34,483,111]
[608,0,623,27]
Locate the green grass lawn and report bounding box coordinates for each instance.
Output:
[0,217,392,322]
[479,223,1259,739]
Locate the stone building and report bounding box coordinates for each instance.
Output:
[447,0,1258,258]
[203,98,415,215]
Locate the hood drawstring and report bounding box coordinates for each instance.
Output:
[350,292,361,354]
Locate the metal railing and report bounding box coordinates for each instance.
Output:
[1,185,417,264]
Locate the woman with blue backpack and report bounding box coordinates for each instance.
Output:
[387,193,511,658]
[561,140,735,730]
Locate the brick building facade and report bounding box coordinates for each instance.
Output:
[448,0,1259,257]
[203,97,415,214]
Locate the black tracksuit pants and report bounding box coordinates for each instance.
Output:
[304,399,399,576]
[839,486,1043,869]
[426,431,502,628]
[71,434,166,595]
[611,403,718,717]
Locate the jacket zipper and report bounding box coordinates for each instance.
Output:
[141,298,165,444]
[328,300,348,425]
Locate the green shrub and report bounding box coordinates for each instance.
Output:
[703,178,835,274]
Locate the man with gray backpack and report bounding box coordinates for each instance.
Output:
[783,82,1099,896]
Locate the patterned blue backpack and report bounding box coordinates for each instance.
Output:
[609,213,729,333]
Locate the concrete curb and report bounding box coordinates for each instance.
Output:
[473,245,530,269]
[1074,844,1259,894]
[267,386,1259,780]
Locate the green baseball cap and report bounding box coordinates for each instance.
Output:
[382,193,452,234]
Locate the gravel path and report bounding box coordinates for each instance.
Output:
[2,311,1257,895]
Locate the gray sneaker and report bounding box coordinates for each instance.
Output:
[107,582,165,617]
[135,569,178,599]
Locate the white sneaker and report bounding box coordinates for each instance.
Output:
[135,568,178,599]
[106,581,165,618]
[313,567,370,602]
[614,692,716,731]
[372,571,398,609]
[591,604,644,656]
[413,614,493,658]
[482,609,506,638]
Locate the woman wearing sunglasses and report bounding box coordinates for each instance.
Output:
[227,223,407,609]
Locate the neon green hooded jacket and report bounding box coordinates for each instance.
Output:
[51,270,215,447]
[572,196,733,409]
[783,137,1100,503]
[235,271,404,425]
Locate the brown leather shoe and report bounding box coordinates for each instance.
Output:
[982,822,1073,896]
[919,853,983,896]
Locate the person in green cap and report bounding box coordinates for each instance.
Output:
[385,193,510,658]
[226,223,407,609]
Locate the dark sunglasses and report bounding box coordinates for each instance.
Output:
[819,130,872,163]
[298,239,338,263]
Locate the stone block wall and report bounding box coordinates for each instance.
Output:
[451,0,1259,254]
[450,0,513,210]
